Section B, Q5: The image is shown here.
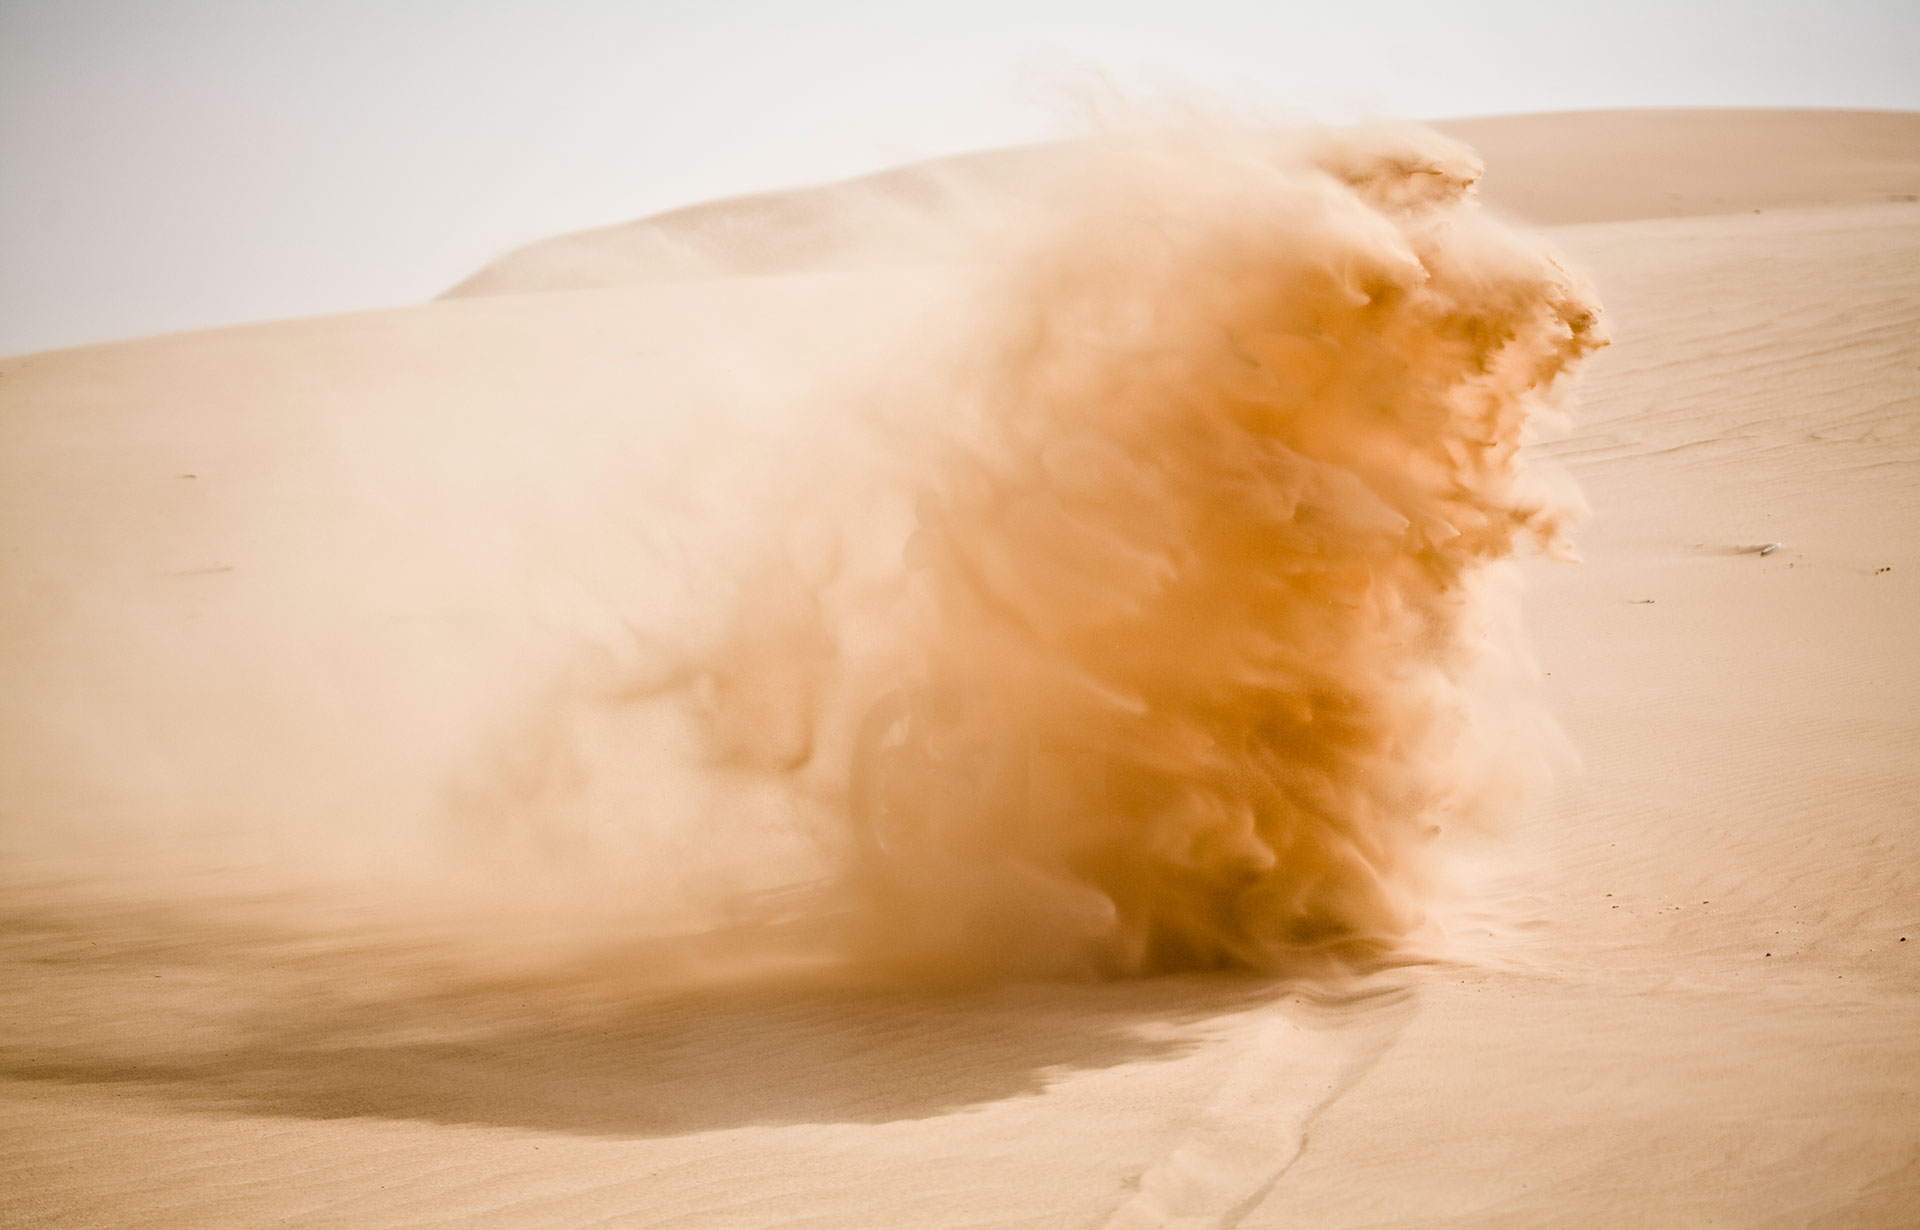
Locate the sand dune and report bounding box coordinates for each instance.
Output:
[3,109,1919,1226]
[445,110,1920,299]
[1440,108,1920,223]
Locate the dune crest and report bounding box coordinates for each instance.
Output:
[443,109,1920,299]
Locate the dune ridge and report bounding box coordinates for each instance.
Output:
[443,109,1920,300]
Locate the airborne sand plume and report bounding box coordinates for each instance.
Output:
[446,121,1607,978]
[0,120,1602,986]
[837,127,1604,974]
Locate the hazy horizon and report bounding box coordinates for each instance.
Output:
[4,0,1916,356]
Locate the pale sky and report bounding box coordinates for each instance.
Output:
[3,0,1916,357]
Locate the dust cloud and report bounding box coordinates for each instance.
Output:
[2,118,1603,988]
[470,119,1607,980]
[829,124,1604,975]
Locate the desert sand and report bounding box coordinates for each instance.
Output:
[3,108,1918,1227]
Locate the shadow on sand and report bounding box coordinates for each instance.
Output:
[0,888,1411,1140]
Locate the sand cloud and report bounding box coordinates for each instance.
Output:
[0,117,1602,988]
[464,120,1606,979]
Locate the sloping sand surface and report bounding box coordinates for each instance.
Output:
[1439,108,1920,223]
[1255,200,1920,1226]
[4,111,1919,1226]
[445,110,1920,299]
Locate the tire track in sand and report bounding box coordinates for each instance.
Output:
[1101,980,1416,1230]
